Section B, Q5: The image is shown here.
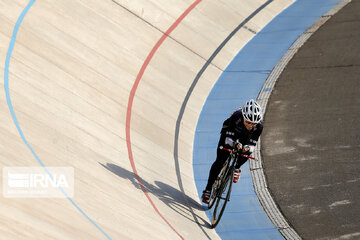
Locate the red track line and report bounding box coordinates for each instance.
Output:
[125,0,202,239]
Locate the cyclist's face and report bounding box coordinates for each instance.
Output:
[244,119,256,130]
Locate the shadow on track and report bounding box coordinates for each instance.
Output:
[100,163,212,230]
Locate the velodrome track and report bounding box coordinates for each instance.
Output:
[0,0,355,239]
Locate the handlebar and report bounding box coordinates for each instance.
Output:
[219,146,255,160]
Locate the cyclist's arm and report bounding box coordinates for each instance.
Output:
[245,122,263,153]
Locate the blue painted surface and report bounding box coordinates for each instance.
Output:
[193,0,342,239]
[4,1,112,239]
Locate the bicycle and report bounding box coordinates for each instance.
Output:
[207,146,255,228]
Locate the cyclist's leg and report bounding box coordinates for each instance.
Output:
[205,135,230,190]
[235,155,247,169]
[234,149,251,168]
[233,154,247,183]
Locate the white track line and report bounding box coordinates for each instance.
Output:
[251,0,351,239]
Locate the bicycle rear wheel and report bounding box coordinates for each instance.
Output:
[211,169,234,228]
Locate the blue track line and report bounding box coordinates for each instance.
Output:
[4,1,112,239]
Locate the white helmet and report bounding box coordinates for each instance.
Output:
[242,99,262,123]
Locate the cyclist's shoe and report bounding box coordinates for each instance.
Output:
[233,168,241,183]
[201,190,211,204]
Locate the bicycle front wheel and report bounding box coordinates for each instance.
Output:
[208,181,218,209]
[211,169,234,228]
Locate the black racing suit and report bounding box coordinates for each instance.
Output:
[205,108,263,191]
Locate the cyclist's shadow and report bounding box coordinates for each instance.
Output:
[100,162,211,228]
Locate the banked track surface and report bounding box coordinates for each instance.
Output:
[0,0,293,239]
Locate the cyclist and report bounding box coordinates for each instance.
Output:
[202,99,263,204]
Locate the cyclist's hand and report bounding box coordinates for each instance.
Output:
[243,145,255,153]
[243,145,250,152]
[235,142,242,151]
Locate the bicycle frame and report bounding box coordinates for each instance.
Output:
[209,146,255,228]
